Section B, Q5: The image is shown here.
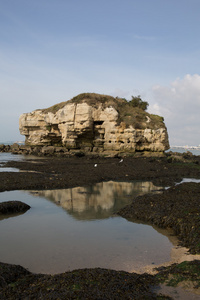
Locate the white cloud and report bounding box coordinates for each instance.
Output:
[149,74,200,146]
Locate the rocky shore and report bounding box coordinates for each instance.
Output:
[0,147,200,299]
[0,142,169,157]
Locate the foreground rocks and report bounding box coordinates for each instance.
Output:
[0,264,159,299]
[0,260,199,299]
[0,151,200,298]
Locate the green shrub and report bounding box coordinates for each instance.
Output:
[129,95,149,111]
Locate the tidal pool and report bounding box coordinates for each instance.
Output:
[0,181,177,274]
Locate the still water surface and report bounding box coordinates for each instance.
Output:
[0,152,24,172]
[0,181,177,274]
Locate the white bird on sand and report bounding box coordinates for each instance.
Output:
[119,159,123,163]
[94,164,97,167]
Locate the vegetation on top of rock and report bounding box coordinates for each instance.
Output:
[42,93,165,130]
[70,92,126,107]
[42,93,126,113]
[41,101,68,114]
[129,95,149,111]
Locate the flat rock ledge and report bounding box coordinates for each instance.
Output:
[0,143,167,158]
[0,201,30,215]
[1,144,199,162]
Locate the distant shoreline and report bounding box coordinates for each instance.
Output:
[168,147,200,156]
[171,145,200,150]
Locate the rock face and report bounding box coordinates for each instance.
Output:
[19,93,169,153]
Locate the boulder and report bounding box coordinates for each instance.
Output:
[0,201,30,215]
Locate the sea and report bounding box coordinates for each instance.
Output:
[167,146,200,156]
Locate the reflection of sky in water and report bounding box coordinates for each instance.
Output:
[181,178,200,183]
[0,152,24,162]
[0,167,19,172]
[0,153,24,171]
[0,183,177,275]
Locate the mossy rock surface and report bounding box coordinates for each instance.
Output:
[155,260,200,289]
[0,262,171,299]
[118,182,200,254]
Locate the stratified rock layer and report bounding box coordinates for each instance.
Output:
[19,93,169,153]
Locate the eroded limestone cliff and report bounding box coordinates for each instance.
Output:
[19,93,169,153]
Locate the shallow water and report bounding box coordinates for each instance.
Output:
[0,152,24,171]
[0,167,19,172]
[0,181,177,274]
[0,152,24,163]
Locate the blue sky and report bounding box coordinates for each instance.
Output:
[1,0,200,146]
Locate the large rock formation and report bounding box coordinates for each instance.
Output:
[19,93,169,153]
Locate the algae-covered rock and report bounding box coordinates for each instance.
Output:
[0,201,30,215]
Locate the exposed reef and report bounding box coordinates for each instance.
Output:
[0,151,200,298]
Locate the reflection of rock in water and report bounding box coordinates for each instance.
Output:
[30,181,162,221]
